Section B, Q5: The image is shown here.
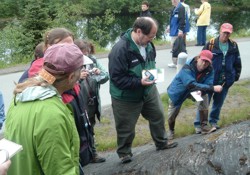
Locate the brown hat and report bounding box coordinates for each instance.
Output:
[43,44,83,75]
[200,50,213,64]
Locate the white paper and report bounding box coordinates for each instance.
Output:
[0,138,23,164]
[190,91,203,102]
[142,68,164,83]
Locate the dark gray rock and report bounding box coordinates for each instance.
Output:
[84,121,250,175]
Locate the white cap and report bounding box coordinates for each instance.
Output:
[83,55,93,65]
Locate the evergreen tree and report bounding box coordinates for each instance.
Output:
[20,0,51,55]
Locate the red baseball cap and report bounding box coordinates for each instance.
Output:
[220,23,233,34]
[43,44,83,75]
[200,50,213,64]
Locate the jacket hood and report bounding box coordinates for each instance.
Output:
[16,85,60,102]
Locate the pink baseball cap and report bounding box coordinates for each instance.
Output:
[200,50,213,64]
[220,23,233,33]
[43,44,83,75]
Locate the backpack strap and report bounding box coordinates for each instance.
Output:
[208,38,215,51]
[229,38,237,47]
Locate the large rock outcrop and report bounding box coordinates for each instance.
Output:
[84,120,250,175]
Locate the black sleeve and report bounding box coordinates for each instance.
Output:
[234,43,242,81]
[178,5,186,32]
[108,42,142,90]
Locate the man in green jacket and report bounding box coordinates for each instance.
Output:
[108,17,178,164]
[4,44,83,175]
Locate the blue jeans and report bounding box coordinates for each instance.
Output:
[197,26,207,45]
[208,87,229,125]
[194,87,229,127]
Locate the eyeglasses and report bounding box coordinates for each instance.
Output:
[143,33,156,40]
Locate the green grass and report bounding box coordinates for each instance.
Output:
[94,79,250,151]
[152,39,169,46]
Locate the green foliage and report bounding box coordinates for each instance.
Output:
[0,0,23,18]
[51,2,88,37]
[0,20,32,65]
[1,0,250,66]
[221,0,243,6]
[87,9,117,47]
[19,0,51,56]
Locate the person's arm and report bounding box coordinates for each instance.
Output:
[233,43,242,81]
[179,66,214,93]
[0,160,11,175]
[108,43,142,90]
[178,6,185,36]
[187,5,191,19]
[194,4,204,15]
[94,59,109,84]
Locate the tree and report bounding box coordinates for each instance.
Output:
[21,0,51,55]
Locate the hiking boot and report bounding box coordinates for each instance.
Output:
[195,127,202,134]
[120,155,132,164]
[168,63,177,68]
[201,125,216,134]
[91,154,106,163]
[156,141,178,151]
[168,130,174,140]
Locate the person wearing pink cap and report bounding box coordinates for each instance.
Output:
[4,44,84,175]
[167,50,223,139]
[195,23,242,131]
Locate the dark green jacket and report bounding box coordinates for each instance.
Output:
[108,29,156,102]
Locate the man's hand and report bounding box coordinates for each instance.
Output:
[141,76,156,86]
[213,85,223,93]
[80,70,89,79]
[92,68,101,75]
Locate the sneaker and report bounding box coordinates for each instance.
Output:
[90,154,106,163]
[168,130,174,140]
[156,141,178,151]
[195,127,202,134]
[168,63,177,68]
[120,155,132,164]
